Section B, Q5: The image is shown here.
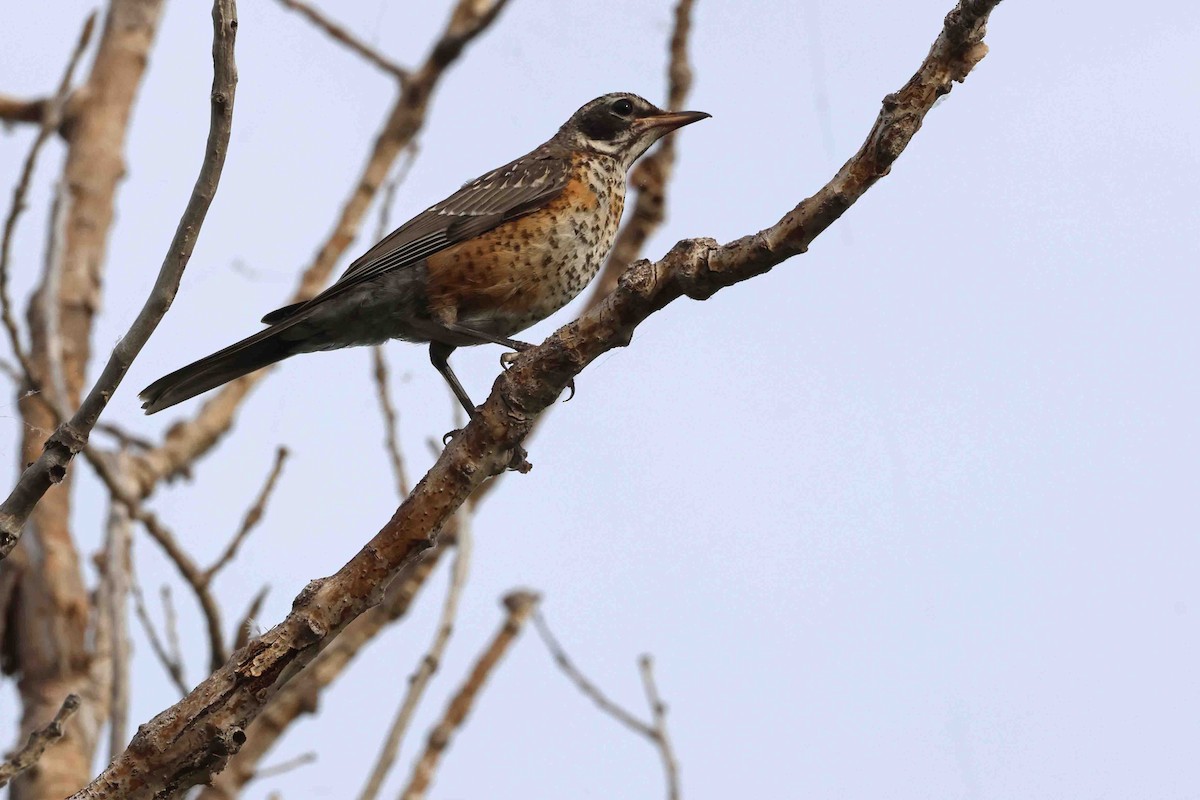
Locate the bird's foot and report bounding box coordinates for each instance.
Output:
[499,342,533,370]
[442,428,463,446]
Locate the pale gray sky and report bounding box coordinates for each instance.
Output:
[2,1,1199,798]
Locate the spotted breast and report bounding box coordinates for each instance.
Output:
[424,151,626,338]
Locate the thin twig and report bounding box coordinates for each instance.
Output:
[40,175,71,409]
[639,655,680,800]
[94,421,157,451]
[531,611,653,738]
[398,590,540,800]
[0,12,95,393]
[369,143,417,499]
[275,0,408,83]
[0,694,81,788]
[160,585,184,676]
[87,447,228,671]
[357,520,473,800]
[533,611,680,798]
[204,446,289,581]
[371,348,409,499]
[252,751,317,782]
[0,0,240,559]
[130,571,189,696]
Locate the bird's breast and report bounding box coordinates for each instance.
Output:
[426,152,626,335]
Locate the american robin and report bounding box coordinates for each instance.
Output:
[139,92,709,417]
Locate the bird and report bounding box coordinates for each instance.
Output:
[139,92,709,418]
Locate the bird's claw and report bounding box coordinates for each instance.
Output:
[563,379,576,402]
[500,342,533,371]
[442,428,462,446]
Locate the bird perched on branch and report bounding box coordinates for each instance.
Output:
[140,92,709,417]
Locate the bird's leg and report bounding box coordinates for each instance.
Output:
[429,340,531,471]
[429,342,477,443]
[441,322,576,402]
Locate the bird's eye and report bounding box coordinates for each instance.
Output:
[611,98,634,116]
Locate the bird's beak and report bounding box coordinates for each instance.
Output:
[634,110,711,133]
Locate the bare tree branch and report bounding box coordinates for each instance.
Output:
[195,541,448,800]
[370,144,419,500]
[251,751,317,782]
[94,421,157,452]
[99,452,136,760]
[397,590,539,800]
[0,95,49,126]
[639,655,680,800]
[160,585,184,678]
[0,12,96,394]
[89,449,229,671]
[128,0,514,498]
[358,521,472,800]
[532,611,681,799]
[0,0,240,559]
[275,0,408,83]
[204,445,289,582]
[0,694,81,788]
[371,348,409,500]
[131,572,189,696]
[531,610,653,738]
[40,175,72,409]
[70,4,1003,797]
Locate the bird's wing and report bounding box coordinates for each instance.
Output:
[261,149,570,325]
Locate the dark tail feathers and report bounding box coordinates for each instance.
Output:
[139,321,308,414]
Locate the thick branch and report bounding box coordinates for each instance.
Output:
[194,541,447,800]
[0,0,239,559]
[71,3,1002,796]
[397,590,539,800]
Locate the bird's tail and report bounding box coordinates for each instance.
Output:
[139,317,311,414]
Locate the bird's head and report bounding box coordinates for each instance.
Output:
[557,92,710,169]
